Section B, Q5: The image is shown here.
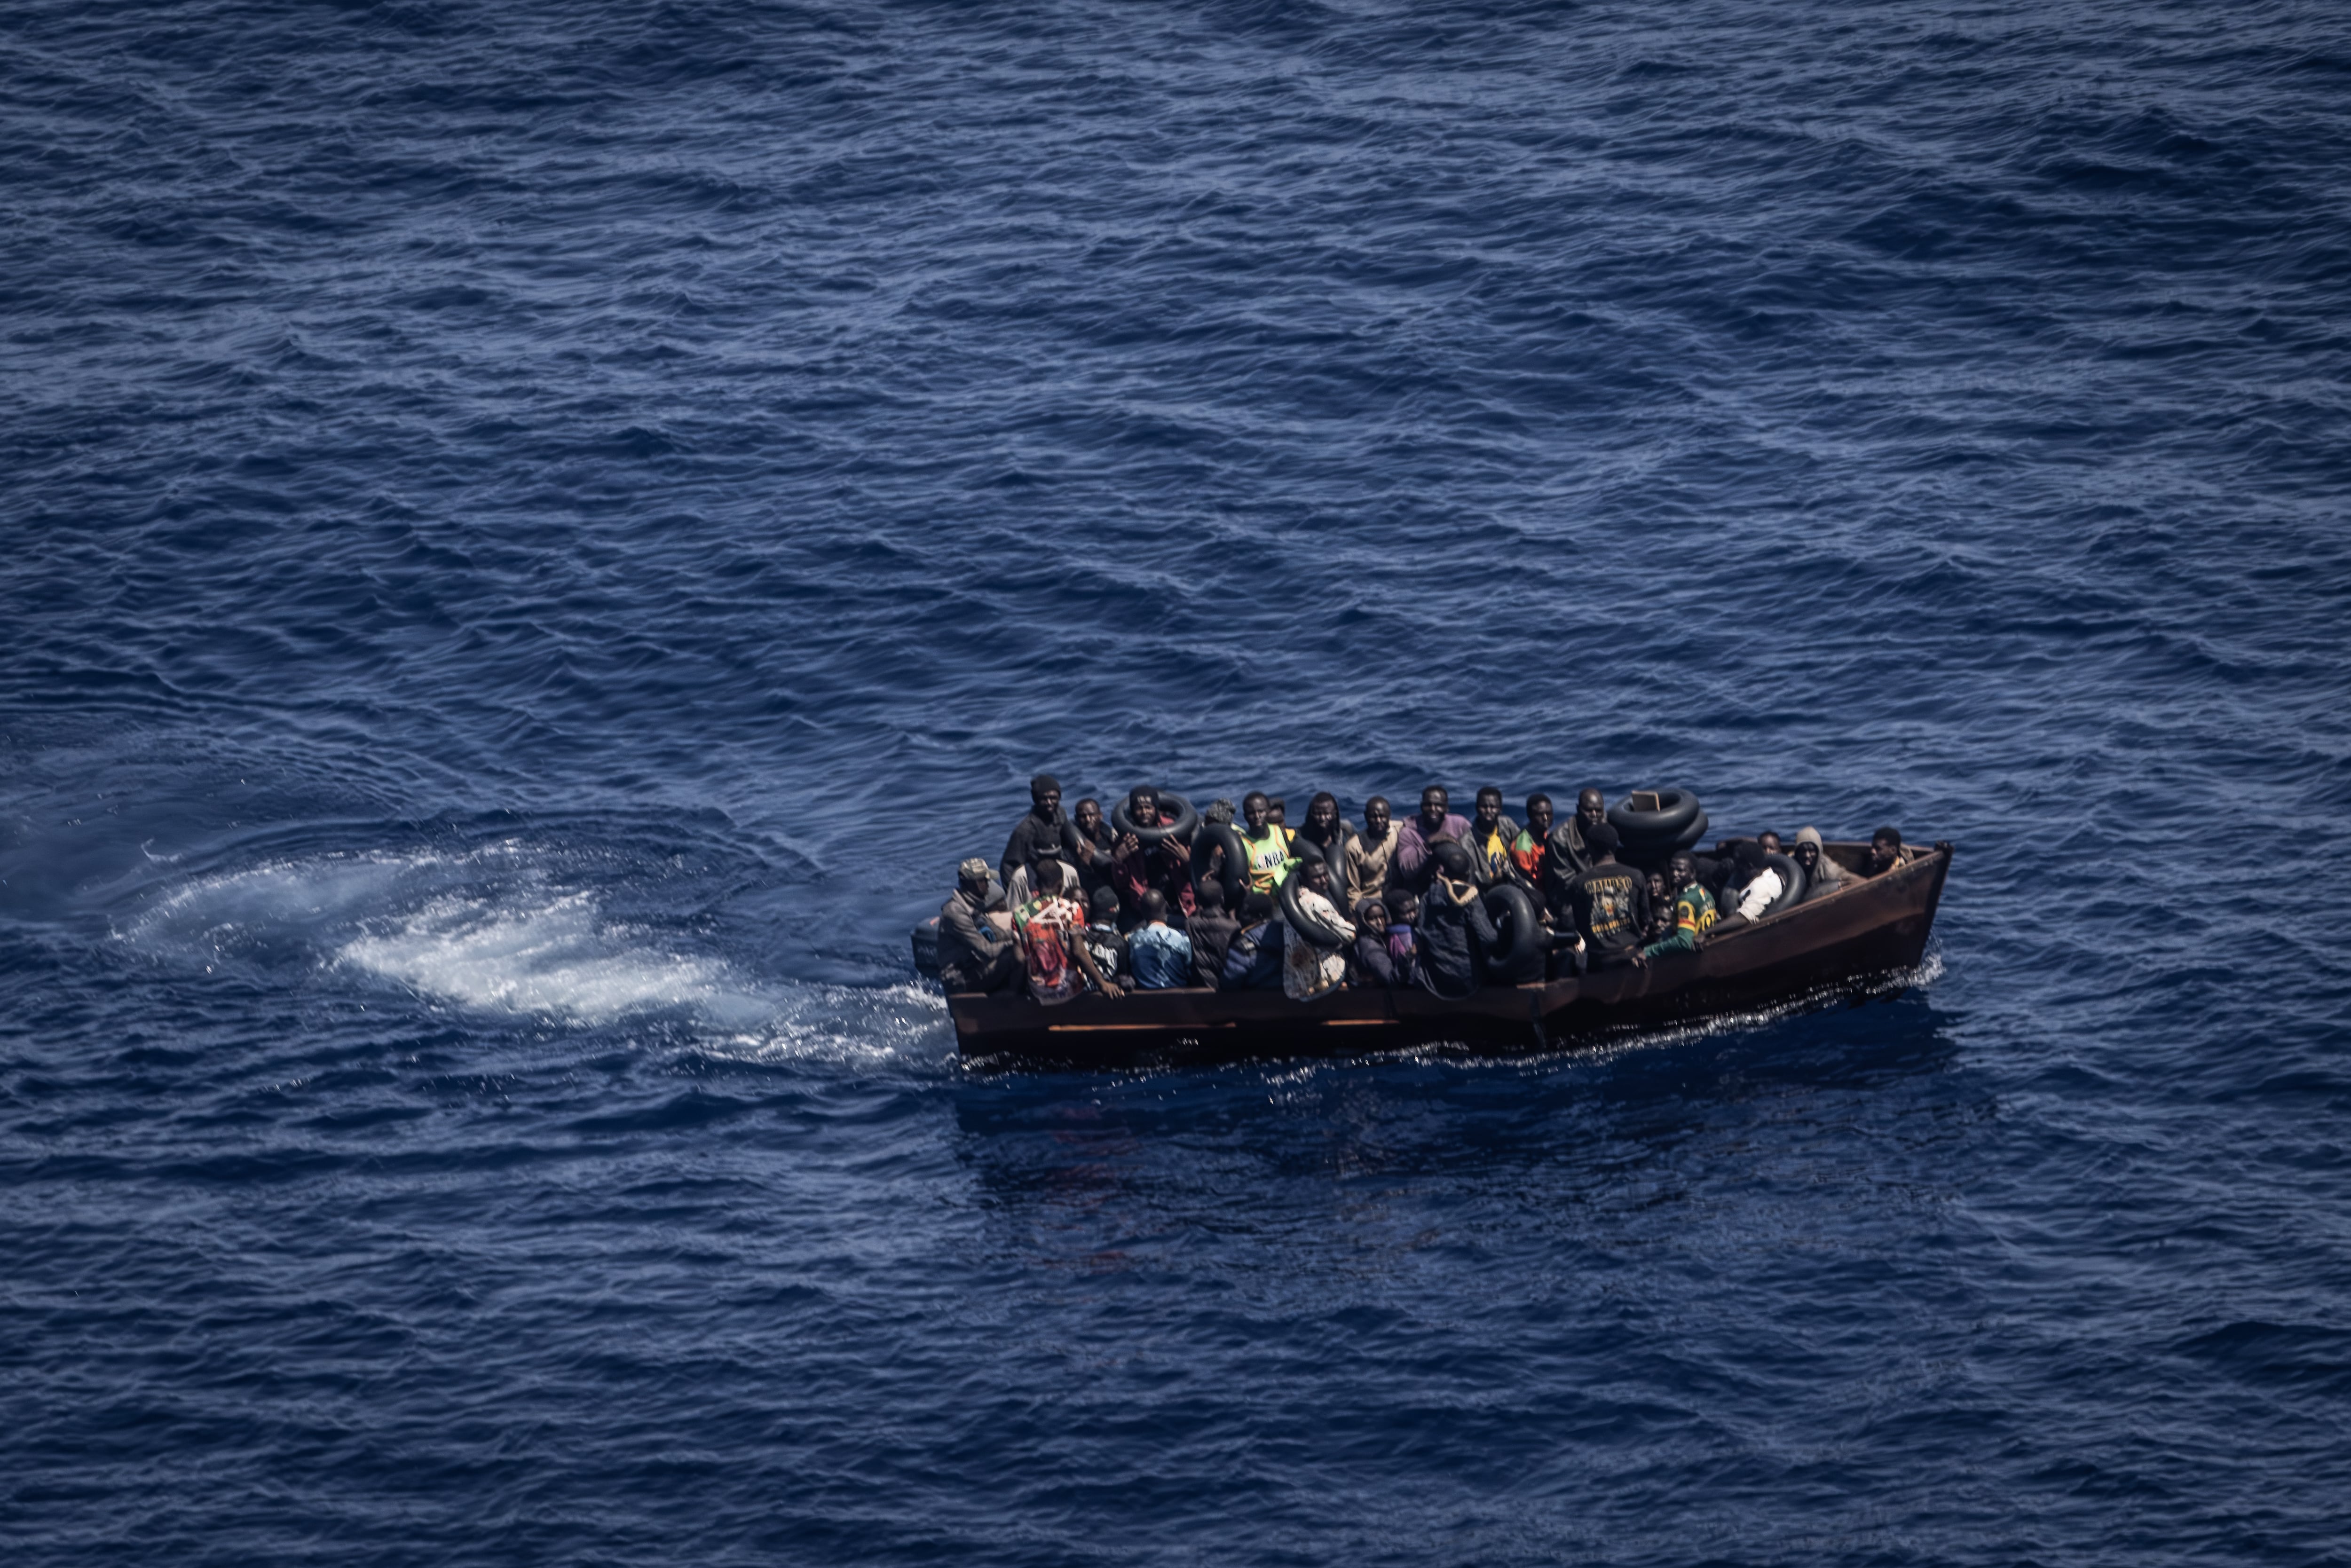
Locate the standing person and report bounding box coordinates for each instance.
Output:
[1345,796,1400,908]
[1547,787,1611,881]
[1464,786,1521,885]
[1280,858,1356,1001]
[998,774,1083,891]
[1185,880,1240,991]
[1109,785,1195,927]
[1235,791,1295,899]
[1791,827,1845,899]
[1394,785,1471,894]
[1081,887,1132,987]
[1293,791,1354,881]
[1068,798,1116,905]
[936,858,1019,995]
[1013,860,1122,1003]
[1561,824,1650,970]
[1126,891,1194,990]
[1639,852,1718,963]
[1509,794,1554,897]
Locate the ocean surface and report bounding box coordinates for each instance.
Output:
[6,0,2351,1561]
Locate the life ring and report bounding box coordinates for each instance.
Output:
[1111,789,1199,845]
[1291,827,1350,901]
[1278,868,1353,949]
[1670,810,1711,852]
[1191,819,1248,911]
[1479,882,1546,983]
[1762,851,1806,916]
[1609,788,1703,843]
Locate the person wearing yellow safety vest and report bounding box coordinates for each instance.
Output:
[1235,790,1297,898]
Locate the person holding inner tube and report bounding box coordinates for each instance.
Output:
[1345,796,1399,908]
[1279,856,1356,1001]
[1465,787,1521,885]
[1560,823,1650,973]
[1394,785,1471,894]
[1235,791,1295,899]
[1109,785,1194,928]
[1638,851,1718,963]
[1415,840,1502,999]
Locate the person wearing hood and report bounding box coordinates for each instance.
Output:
[1545,787,1611,882]
[1280,857,1356,1001]
[1349,898,1400,988]
[1415,840,1502,999]
[936,858,1019,995]
[998,774,1085,892]
[1345,796,1401,908]
[1394,785,1472,894]
[1792,827,1846,900]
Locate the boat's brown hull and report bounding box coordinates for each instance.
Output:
[948,843,1950,1070]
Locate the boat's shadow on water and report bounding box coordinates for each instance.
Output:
[944,984,1964,1221]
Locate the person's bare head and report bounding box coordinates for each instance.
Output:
[1868,827,1904,873]
[1419,786,1449,830]
[1267,797,1287,826]
[1128,785,1161,828]
[1577,789,1606,830]
[1140,889,1169,925]
[1030,774,1063,818]
[1032,858,1065,897]
[1074,797,1103,835]
[1758,830,1783,854]
[1364,796,1391,837]
[1666,851,1696,890]
[1474,786,1503,828]
[1242,792,1270,831]
[1306,792,1338,835]
[1524,794,1553,837]
[1300,857,1331,894]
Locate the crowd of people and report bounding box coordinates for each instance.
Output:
[935,775,1917,1005]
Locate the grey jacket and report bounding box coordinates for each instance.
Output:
[937,886,1013,982]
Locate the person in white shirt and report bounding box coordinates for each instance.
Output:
[1280,856,1356,1001]
[1712,841,1783,935]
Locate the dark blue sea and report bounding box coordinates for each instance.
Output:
[7,1,2351,1561]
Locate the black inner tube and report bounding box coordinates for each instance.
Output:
[1762,851,1806,916]
[1479,882,1546,984]
[1278,867,1353,949]
[1110,789,1199,845]
[1191,819,1248,911]
[1609,788,1703,843]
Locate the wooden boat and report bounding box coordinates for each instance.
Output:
[928,839,1951,1070]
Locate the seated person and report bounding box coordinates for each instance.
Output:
[1863,826,1911,876]
[1235,791,1295,899]
[1546,788,1610,881]
[1293,791,1354,870]
[1464,786,1521,884]
[1186,879,1240,990]
[1642,871,1674,942]
[1394,785,1471,894]
[1350,898,1398,988]
[998,774,1083,891]
[1415,841,1500,999]
[1639,852,1718,962]
[1069,797,1117,904]
[1220,891,1286,992]
[1013,860,1121,1003]
[1381,888,1424,990]
[1791,827,1846,898]
[1081,887,1131,987]
[1712,841,1784,934]
[1280,856,1356,1001]
[1126,890,1193,989]
[936,857,1018,995]
[1110,786,1195,927]
[1345,796,1399,907]
[1561,823,1650,969]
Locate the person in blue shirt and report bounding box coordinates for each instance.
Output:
[1126,890,1194,990]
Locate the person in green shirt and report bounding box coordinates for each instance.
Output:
[1640,851,1718,962]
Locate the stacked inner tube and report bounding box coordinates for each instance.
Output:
[1479,882,1546,984]
[1607,788,1709,870]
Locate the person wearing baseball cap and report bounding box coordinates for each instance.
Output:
[937,857,1019,995]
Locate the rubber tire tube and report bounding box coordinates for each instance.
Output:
[1192,819,1248,912]
[1619,812,1704,874]
[1291,829,1349,906]
[1479,882,1546,984]
[911,918,940,979]
[1669,810,1711,852]
[1111,789,1198,846]
[1609,788,1702,843]
[1278,867,1354,950]
[1763,851,1806,916]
